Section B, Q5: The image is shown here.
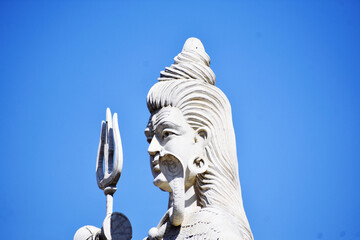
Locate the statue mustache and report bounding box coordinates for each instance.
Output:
[158,151,185,176]
[158,151,185,227]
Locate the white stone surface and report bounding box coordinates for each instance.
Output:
[144,37,253,239]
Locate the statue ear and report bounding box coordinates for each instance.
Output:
[188,127,210,174]
[194,127,211,147]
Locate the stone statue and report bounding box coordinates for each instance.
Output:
[144,38,253,239]
[74,38,253,240]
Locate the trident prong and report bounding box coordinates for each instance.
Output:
[96,108,123,216]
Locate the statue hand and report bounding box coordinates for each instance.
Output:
[74,226,101,240]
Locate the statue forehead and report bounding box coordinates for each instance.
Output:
[148,107,186,130]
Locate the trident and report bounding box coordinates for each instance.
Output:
[96,108,132,240]
[96,108,123,215]
[74,108,131,240]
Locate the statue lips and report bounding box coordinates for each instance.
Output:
[151,154,172,192]
[151,154,161,173]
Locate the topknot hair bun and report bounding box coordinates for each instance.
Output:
[158,37,216,85]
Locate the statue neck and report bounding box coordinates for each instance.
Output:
[184,185,200,211]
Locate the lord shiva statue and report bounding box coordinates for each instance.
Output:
[74,38,253,240]
[144,38,253,240]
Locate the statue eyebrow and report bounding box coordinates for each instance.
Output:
[144,120,154,138]
[153,121,181,132]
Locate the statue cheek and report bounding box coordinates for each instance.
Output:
[163,136,193,158]
[162,141,179,156]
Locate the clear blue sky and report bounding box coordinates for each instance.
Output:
[1,1,359,239]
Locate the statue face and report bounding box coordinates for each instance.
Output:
[145,106,202,192]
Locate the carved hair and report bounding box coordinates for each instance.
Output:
[147,38,252,238]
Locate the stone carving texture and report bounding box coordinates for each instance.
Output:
[144,38,253,240]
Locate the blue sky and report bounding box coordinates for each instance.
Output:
[0,1,359,239]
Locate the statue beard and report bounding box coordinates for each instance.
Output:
[159,153,185,227]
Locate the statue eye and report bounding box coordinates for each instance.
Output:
[162,131,173,139]
[147,137,152,144]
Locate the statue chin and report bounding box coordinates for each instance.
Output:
[153,173,171,192]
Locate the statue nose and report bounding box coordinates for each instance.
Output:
[148,137,161,156]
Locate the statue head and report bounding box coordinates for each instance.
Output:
[145,38,251,234]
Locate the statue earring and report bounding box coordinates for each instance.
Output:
[189,156,208,174]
